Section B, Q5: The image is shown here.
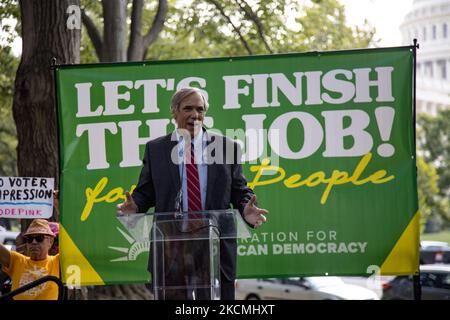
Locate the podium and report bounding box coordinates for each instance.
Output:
[117,209,251,300]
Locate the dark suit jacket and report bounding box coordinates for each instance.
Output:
[132,129,254,281]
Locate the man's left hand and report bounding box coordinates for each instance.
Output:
[243,195,268,229]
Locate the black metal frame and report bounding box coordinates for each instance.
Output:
[0,275,64,300]
[51,57,62,195]
[412,38,422,301]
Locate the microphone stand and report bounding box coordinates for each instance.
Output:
[174,143,184,219]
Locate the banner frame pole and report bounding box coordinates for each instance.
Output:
[412,38,421,301]
[50,57,64,225]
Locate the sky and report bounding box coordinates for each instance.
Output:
[5,0,415,55]
[339,0,415,46]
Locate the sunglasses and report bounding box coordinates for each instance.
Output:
[25,235,46,243]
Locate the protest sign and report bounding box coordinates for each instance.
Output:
[0,177,54,219]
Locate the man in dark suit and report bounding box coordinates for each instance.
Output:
[117,87,268,300]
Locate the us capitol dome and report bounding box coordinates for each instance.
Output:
[400,0,450,115]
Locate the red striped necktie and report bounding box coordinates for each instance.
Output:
[186,143,202,217]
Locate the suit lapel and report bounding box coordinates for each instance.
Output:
[205,132,217,210]
[164,133,181,192]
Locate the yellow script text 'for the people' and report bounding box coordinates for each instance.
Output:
[247,152,394,205]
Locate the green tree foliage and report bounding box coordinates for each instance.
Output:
[80,0,102,64]
[0,0,20,45]
[418,110,450,198]
[77,0,376,63]
[417,110,450,226]
[417,156,448,231]
[0,45,18,176]
[148,0,376,60]
[293,0,376,51]
[0,0,19,176]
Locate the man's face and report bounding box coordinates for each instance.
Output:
[25,234,53,260]
[172,92,205,137]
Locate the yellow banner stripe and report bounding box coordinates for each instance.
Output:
[60,224,105,285]
[380,211,420,275]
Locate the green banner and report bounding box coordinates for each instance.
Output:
[56,47,418,286]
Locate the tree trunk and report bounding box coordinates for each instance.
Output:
[102,0,127,62]
[13,0,80,230]
[127,0,168,61]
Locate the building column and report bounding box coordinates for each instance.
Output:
[431,102,438,116]
[432,60,438,79]
[446,59,450,80]
[417,100,424,114]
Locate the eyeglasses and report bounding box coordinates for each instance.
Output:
[25,235,46,243]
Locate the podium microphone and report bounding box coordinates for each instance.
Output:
[174,186,183,218]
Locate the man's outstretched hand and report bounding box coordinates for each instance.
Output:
[116,191,138,215]
[243,195,268,229]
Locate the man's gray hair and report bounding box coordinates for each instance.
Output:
[170,87,209,113]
